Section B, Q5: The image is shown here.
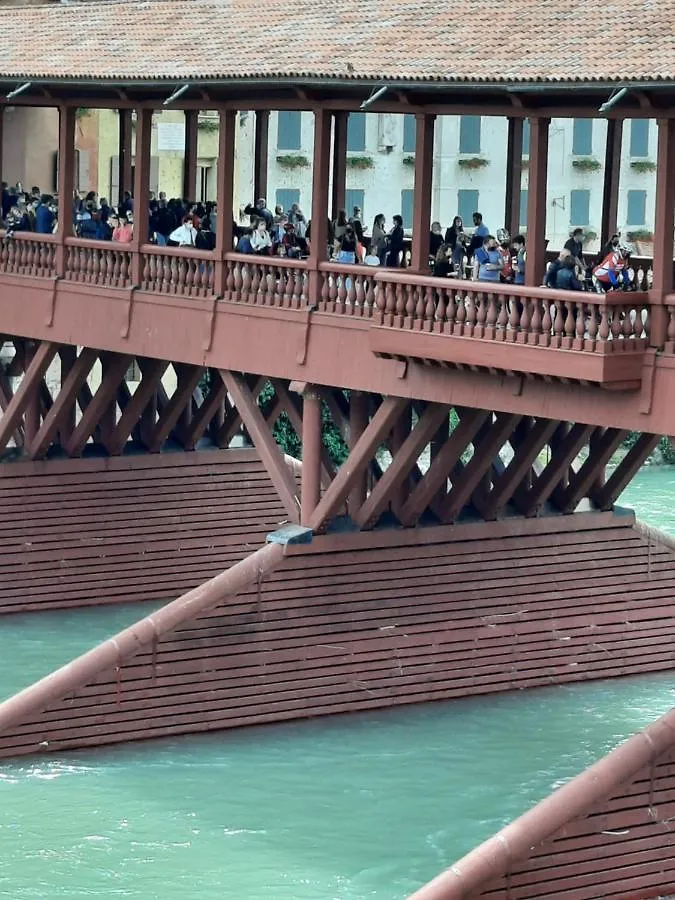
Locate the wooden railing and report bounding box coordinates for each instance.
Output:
[64,237,133,288]
[317,261,378,316]
[666,293,675,353]
[0,231,57,278]
[371,270,649,352]
[222,252,307,307]
[141,244,215,298]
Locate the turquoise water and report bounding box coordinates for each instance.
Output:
[0,466,673,899]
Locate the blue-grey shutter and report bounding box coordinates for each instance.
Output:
[570,190,590,226]
[277,112,302,151]
[400,189,414,229]
[522,120,530,156]
[626,190,647,226]
[347,113,366,152]
[275,188,301,212]
[403,115,416,152]
[457,189,479,225]
[459,116,481,154]
[572,119,593,156]
[629,120,649,157]
[519,189,528,228]
[345,189,365,219]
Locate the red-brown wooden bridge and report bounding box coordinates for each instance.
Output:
[0,1,674,896]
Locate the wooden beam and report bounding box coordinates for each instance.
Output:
[505,117,524,239]
[271,380,334,484]
[347,390,369,515]
[221,370,301,522]
[517,422,595,516]
[118,108,133,206]
[300,387,322,525]
[131,108,153,283]
[440,413,521,523]
[253,110,269,203]
[331,111,348,221]
[26,347,97,460]
[179,371,227,449]
[555,427,628,513]
[651,118,675,347]
[524,117,550,287]
[0,371,24,449]
[215,109,236,293]
[308,108,332,294]
[147,365,205,451]
[55,106,76,277]
[410,113,435,273]
[592,433,661,510]
[354,402,448,528]
[64,354,132,457]
[398,408,490,526]
[183,109,199,202]
[309,396,408,531]
[57,346,78,445]
[600,119,623,247]
[105,359,168,455]
[0,342,57,454]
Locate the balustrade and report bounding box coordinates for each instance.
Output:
[223,253,307,308]
[141,245,214,298]
[372,272,650,352]
[0,232,57,278]
[317,262,377,316]
[64,238,132,288]
[666,295,675,354]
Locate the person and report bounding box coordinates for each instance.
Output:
[593,244,632,291]
[512,235,526,285]
[281,222,301,258]
[152,198,175,247]
[564,228,585,264]
[337,224,357,264]
[596,233,621,266]
[333,208,348,248]
[433,243,453,278]
[349,206,364,243]
[444,216,464,249]
[168,214,197,247]
[472,235,504,282]
[250,219,272,254]
[99,197,112,224]
[119,190,134,217]
[244,197,272,228]
[453,232,469,275]
[112,212,134,243]
[289,204,308,238]
[468,212,489,258]
[371,214,387,264]
[496,229,513,282]
[553,255,583,291]
[545,249,573,288]
[236,227,254,254]
[385,214,405,267]
[429,222,444,260]
[35,195,55,235]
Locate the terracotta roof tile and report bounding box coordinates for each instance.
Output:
[0,0,672,86]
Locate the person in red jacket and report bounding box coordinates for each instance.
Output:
[593,244,632,291]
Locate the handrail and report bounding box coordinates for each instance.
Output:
[142,242,215,262]
[225,250,309,270]
[65,235,129,252]
[0,229,58,243]
[408,701,675,899]
[0,542,286,736]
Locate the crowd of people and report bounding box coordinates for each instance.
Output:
[0,181,636,292]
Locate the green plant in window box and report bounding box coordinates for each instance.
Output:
[630,159,656,173]
[402,155,416,167]
[276,154,311,169]
[347,155,375,170]
[626,229,654,241]
[572,157,602,172]
[198,119,219,134]
[581,229,597,244]
[457,157,490,170]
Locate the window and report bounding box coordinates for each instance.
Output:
[519,189,528,229]
[626,189,647,226]
[458,189,479,225]
[347,113,366,152]
[570,189,590,226]
[572,119,593,156]
[403,115,416,153]
[277,111,302,151]
[126,361,141,382]
[459,116,481,154]
[522,120,530,157]
[629,119,650,158]
[400,189,414,229]
[345,189,365,219]
[275,188,300,212]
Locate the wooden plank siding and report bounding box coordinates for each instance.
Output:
[0,450,290,615]
[0,464,674,757]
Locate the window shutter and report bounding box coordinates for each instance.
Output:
[275,188,301,212]
[400,189,414,229]
[150,156,160,195]
[347,113,366,152]
[277,112,302,151]
[629,120,650,158]
[519,189,528,228]
[522,120,531,156]
[457,189,479,224]
[572,119,593,156]
[626,190,647,226]
[110,155,120,205]
[345,189,365,219]
[77,149,89,193]
[402,115,416,153]
[459,116,481,154]
[570,189,590,226]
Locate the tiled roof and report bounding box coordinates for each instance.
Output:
[0,0,672,86]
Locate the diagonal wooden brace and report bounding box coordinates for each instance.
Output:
[555,427,629,513]
[64,354,132,457]
[147,364,205,452]
[591,432,661,510]
[104,358,168,456]
[0,341,57,454]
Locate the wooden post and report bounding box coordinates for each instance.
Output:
[600,119,623,248]
[308,108,332,301]
[253,110,269,203]
[505,117,524,238]
[22,343,41,446]
[410,113,435,273]
[524,117,550,287]
[214,108,236,295]
[118,108,133,207]
[55,105,76,278]
[650,118,675,348]
[183,109,199,201]
[131,108,152,285]
[331,111,348,220]
[300,387,322,525]
[0,106,4,187]
[348,391,369,515]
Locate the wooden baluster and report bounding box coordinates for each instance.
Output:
[346,271,357,312]
[335,272,347,314]
[530,297,543,338]
[375,282,386,323]
[563,300,575,347]
[435,287,447,332]
[320,271,330,311]
[293,269,304,308]
[444,288,456,333]
[476,291,488,338]
[622,304,635,340]
[92,247,101,284]
[518,296,531,341]
[282,267,294,308]
[456,290,467,331]
[587,303,599,348]
[552,300,565,347]
[423,286,435,331]
[610,305,623,341]
[269,265,281,306]
[575,300,586,344]
[364,276,375,317]
[17,240,27,275]
[409,285,421,329]
[394,283,406,327]
[233,261,243,301]
[26,240,36,276]
[140,251,149,290]
[496,294,508,335]
[666,305,675,351]
[507,293,520,339]
[355,272,366,316]
[598,305,610,341]
[225,261,235,301]
[464,291,477,335]
[384,280,396,326]
[540,299,552,346]
[120,251,130,287]
[484,292,497,339]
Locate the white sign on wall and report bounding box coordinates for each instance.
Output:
[157,122,186,152]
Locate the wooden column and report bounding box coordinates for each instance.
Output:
[524,116,550,287]
[118,108,134,207]
[253,110,269,203]
[410,113,435,273]
[505,117,524,238]
[331,111,348,220]
[214,108,236,295]
[131,108,153,285]
[308,108,332,300]
[300,387,322,525]
[55,105,76,278]
[347,391,369,516]
[183,109,199,201]
[58,346,77,445]
[0,106,4,184]
[650,118,675,348]
[600,118,623,247]
[22,342,41,446]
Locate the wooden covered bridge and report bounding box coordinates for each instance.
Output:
[0,0,674,896]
